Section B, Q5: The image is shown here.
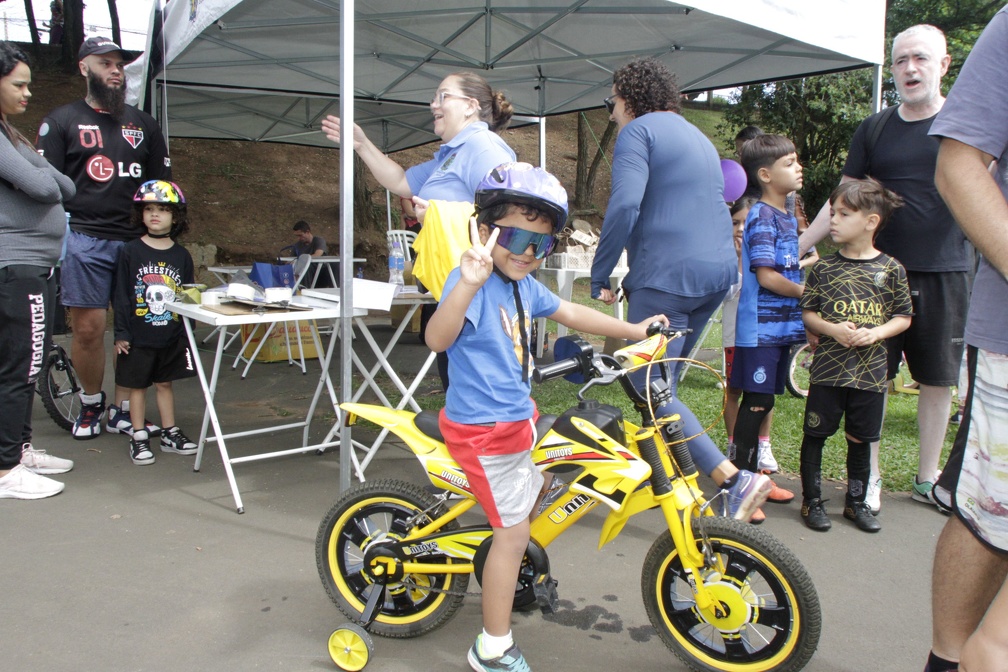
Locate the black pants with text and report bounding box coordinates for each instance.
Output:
[0,265,54,469]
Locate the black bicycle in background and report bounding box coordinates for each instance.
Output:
[37,335,81,432]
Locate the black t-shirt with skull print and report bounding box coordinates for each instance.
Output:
[113,238,194,348]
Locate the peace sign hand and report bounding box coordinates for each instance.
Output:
[458,217,499,288]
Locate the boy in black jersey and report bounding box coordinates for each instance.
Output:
[112,181,196,465]
[798,178,913,532]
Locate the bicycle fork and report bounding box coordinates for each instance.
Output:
[637,421,726,619]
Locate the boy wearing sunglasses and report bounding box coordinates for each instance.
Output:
[425,162,666,672]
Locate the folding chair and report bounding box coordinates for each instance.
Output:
[387,229,418,263]
[233,254,315,378]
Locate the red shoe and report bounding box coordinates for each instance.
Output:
[765,480,795,504]
[749,507,766,524]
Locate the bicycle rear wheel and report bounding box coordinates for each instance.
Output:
[38,346,81,432]
[785,343,812,399]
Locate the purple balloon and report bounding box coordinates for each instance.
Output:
[720,158,747,202]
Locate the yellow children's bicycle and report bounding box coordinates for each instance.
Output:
[316,326,821,671]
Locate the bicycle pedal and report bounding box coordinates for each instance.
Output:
[533,573,559,614]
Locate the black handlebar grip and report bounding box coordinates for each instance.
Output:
[532,357,582,384]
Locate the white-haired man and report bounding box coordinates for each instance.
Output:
[799,25,966,515]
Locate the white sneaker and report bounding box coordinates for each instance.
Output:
[0,464,64,499]
[21,443,73,475]
[757,440,779,473]
[866,475,882,515]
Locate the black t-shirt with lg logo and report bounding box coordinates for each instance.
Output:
[36,99,172,242]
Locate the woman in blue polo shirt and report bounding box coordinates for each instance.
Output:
[322,72,516,389]
[321,71,515,203]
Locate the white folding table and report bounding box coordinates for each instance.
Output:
[168,297,364,513]
[303,286,438,480]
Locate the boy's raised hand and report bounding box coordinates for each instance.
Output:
[458,217,499,287]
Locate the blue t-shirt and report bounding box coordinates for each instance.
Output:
[734,201,804,347]
[405,122,516,201]
[591,111,735,299]
[442,268,561,424]
[929,7,1008,356]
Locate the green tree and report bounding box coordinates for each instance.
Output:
[721,0,1003,209]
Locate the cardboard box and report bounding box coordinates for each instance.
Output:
[241,321,320,362]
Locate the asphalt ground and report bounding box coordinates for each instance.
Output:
[4,323,947,671]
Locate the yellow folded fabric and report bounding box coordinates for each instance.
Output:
[412,200,475,301]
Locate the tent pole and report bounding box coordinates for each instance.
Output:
[338,0,355,493]
[872,64,882,113]
[538,117,546,168]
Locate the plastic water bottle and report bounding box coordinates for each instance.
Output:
[389,241,405,294]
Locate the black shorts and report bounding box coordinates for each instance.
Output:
[887,271,967,386]
[115,338,197,389]
[803,384,886,443]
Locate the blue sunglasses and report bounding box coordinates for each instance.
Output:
[490,224,558,260]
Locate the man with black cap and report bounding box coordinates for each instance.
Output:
[37,37,172,440]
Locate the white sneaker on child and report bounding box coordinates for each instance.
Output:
[757,439,779,473]
[866,475,882,515]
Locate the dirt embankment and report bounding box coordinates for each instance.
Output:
[20,48,614,280]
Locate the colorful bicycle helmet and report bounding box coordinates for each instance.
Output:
[474,162,568,233]
[133,180,186,205]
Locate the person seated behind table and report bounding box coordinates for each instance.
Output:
[292,220,326,257]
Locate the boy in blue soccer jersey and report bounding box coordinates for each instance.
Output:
[729,135,807,521]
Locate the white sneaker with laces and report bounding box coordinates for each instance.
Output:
[0,464,64,499]
[866,475,882,515]
[21,443,73,475]
[757,440,779,473]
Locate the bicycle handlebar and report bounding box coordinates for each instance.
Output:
[532,356,583,384]
[532,324,690,386]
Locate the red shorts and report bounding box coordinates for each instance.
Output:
[439,408,544,528]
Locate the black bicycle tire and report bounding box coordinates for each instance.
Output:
[785,343,812,399]
[316,479,468,638]
[642,516,822,671]
[38,348,80,432]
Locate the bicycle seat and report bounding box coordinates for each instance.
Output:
[413,411,558,444]
[414,410,443,441]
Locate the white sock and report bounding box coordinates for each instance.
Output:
[80,391,103,405]
[479,630,514,658]
[120,400,130,412]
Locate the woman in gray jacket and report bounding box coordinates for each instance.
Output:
[0,42,77,500]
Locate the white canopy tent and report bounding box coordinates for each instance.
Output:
[126,0,885,490]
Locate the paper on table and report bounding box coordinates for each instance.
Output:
[301,278,396,311]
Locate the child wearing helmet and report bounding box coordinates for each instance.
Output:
[424,162,667,672]
[112,180,197,466]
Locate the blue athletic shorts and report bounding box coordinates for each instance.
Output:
[60,230,124,309]
[729,345,791,394]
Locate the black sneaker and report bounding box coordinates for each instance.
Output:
[800,498,831,531]
[160,427,197,455]
[129,430,156,465]
[844,501,881,533]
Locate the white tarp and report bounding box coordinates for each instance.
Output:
[129,0,885,152]
[127,0,884,490]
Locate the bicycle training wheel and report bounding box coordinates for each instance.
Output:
[328,623,373,671]
[642,516,821,672]
[316,479,469,638]
[38,348,81,432]
[785,343,813,399]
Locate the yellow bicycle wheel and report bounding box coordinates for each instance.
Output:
[642,516,821,671]
[328,623,373,671]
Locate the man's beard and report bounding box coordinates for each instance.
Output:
[87,70,127,120]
